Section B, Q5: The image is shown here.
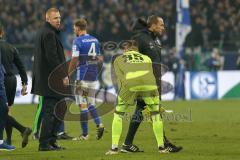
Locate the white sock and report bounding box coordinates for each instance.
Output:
[112,144,118,149]
[158,145,164,148]
[57,132,64,136]
[0,140,4,144]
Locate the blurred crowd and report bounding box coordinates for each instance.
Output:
[186,0,240,50]
[0,0,240,51]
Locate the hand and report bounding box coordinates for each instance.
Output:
[21,85,28,96]
[63,77,69,86]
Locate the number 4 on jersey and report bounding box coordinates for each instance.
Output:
[88,43,96,56]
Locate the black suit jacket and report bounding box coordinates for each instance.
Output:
[31,22,67,97]
[132,18,162,63]
[0,38,28,85]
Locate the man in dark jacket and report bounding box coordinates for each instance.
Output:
[0,47,15,151]
[121,15,182,153]
[31,8,69,151]
[0,24,32,148]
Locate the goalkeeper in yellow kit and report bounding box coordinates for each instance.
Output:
[106,41,168,154]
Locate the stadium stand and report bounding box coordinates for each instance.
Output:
[0,0,239,70]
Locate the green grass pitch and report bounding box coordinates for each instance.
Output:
[1,100,240,160]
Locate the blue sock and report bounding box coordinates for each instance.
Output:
[88,104,101,126]
[80,110,88,136]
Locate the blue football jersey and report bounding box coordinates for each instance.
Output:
[72,34,101,81]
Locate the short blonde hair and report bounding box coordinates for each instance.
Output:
[46,7,59,19]
[74,18,88,30]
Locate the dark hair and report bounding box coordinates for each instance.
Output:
[74,18,87,30]
[123,40,138,51]
[147,15,160,27]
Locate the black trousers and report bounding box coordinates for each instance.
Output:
[4,75,16,106]
[0,95,8,140]
[39,96,62,146]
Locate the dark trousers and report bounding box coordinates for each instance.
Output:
[4,75,17,106]
[39,96,62,146]
[0,95,8,140]
[4,75,26,142]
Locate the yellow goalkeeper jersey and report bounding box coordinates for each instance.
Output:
[113,50,158,92]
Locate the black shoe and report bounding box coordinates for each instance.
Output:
[159,145,182,153]
[121,144,144,153]
[21,128,32,148]
[57,133,73,140]
[50,143,66,150]
[38,145,56,151]
[96,124,104,140]
[164,142,183,152]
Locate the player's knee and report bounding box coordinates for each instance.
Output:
[151,112,162,122]
[114,110,125,116]
[147,104,159,112]
[113,112,124,121]
[88,98,95,106]
[149,104,162,120]
[150,111,160,116]
[79,103,88,111]
[115,104,128,113]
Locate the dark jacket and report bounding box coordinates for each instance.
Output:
[132,18,162,63]
[31,22,67,97]
[131,18,163,90]
[0,38,28,85]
